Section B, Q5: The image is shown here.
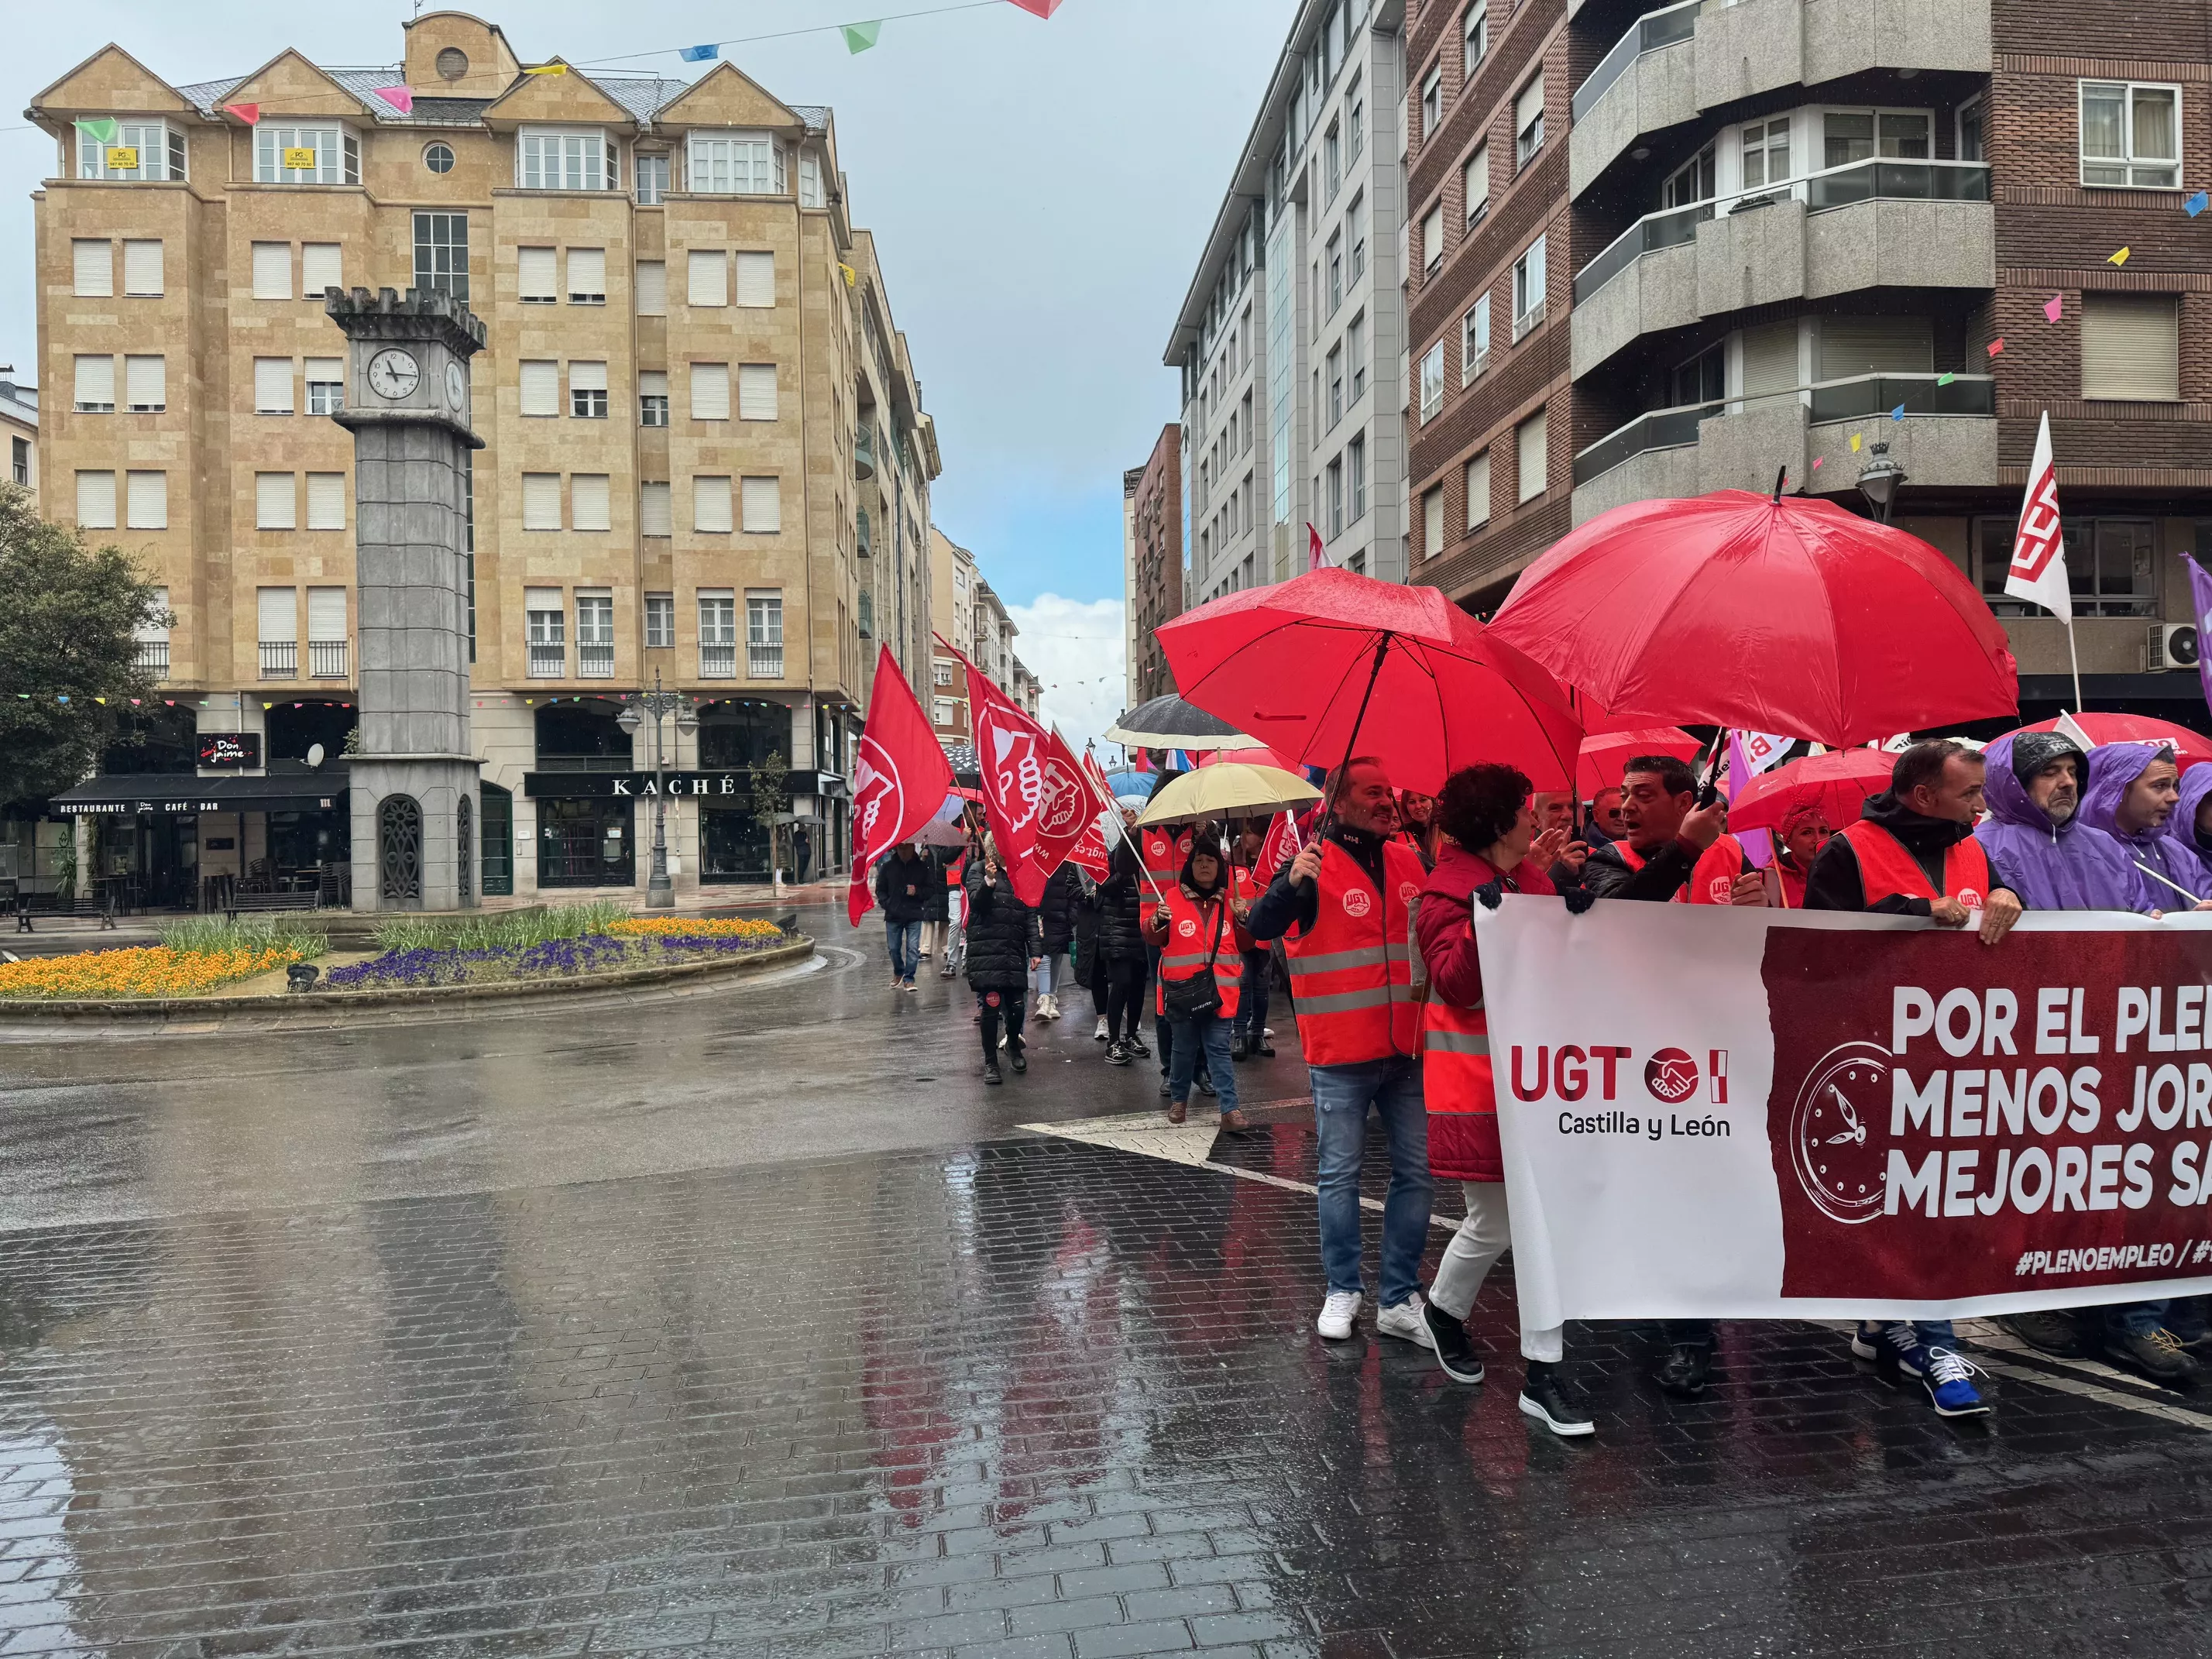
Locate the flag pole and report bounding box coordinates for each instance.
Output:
[2065,615,2084,717]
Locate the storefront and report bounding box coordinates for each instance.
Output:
[50,765,350,912]
[524,771,755,888]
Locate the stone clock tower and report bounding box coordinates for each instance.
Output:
[325,287,486,912]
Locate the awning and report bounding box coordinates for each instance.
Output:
[50,768,350,816]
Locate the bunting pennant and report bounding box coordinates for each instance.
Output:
[1003,0,1066,15]
[221,102,260,125]
[2189,191,2209,218]
[372,86,414,115]
[1987,338,2006,356]
[522,64,568,75]
[678,43,720,62]
[2109,246,2131,266]
[842,22,883,52]
[73,118,118,143]
[2045,294,2064,323]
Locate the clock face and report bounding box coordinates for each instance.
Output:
[1788,1042,1892,1225]
[445,360,468,414]
[366,348,421,401]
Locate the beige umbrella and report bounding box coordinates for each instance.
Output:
[1135,763,1321,828]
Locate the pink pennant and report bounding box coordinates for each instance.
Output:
[372,84,414,115]
[1003,0,1065,14]
[222,101,260,125]
[2044,293,2063,324]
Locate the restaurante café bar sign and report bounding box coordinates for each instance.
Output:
[523,772,751,800]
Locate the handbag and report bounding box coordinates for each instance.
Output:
[1161,898,1228,1022]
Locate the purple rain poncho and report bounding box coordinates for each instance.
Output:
[2081,740,2212,905]
[1973,732,2150,912]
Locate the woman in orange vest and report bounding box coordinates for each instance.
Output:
[1685,804,1832,908]
[1414,762,1594,1437]
[1142,838,1252,1132]
[1139,817,1197,1099]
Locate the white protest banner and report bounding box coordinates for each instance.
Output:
[1475,898,2212,1324]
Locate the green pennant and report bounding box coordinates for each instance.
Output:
[842,20,883,52]
[74,117,118,144]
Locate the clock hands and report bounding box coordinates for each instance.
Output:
[1823,1085,1866,1146]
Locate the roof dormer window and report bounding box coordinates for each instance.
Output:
[687,131,784,195]
[254,124,360,185]
[77,121,185,182]
[517,129,617,191]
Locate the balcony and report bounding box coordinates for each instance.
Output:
[749,645,785,680]
[259,641,296,679]
[578,642,614,679]
[307,640,348,680]
[854,425,875,481]
[1571,0,1994,199]
[527,643,565,678]
[1571,373,1997,525]
[1571,160,1993,378]
[132,641,169,678]
[699,642,737,679]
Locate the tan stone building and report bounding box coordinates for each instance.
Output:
[0,373,35,508]
[926,526,979,743]
[27,10,939,901]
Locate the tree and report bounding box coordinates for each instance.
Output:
[753,748,790,877]
[0,484,168,812]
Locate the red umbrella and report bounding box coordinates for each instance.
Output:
[1489,489,2018,747]
[1159,567,1582,795]
[1728,749,1898,833]
[1197,744,1300,770]
[2011,713,2212,771]
[1578,726,1700,798]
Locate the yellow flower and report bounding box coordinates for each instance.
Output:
[608,917,781,941]
[0,944,304,1001]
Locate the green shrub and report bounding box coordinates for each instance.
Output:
[373,900,630,953]
[158,913,329,957]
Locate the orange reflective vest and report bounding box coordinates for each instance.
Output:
[1839,820,1990,908]
[1286,839,1426,1065]
[1156,887,1242,1021]
[1420,996,1498,1182]
[1142,825,1192,891]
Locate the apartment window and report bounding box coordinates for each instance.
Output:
[519,129,615,191]
[1422,204,1444,277]
[77,121,184,182]
[635,153,671,204]
[1348,434,1367,523]
[634,263,668,321]
[75,471,116,528]
[1419,342,1444,423]
[691,362,730,421]
[306,472,345,531]
[641,481,673,536]
[1516,408,1548,503]
[741,477,781,534]
[737,252,775,307]
[567,247,606,304]
[72,239,112,297]
[1424,487,1444,561]
[1327,344,1345,428]
[253,358,294,415]
[251,242,292,301]
[1347,74,1365,163]
[1325,124,1342,201]
[302,242,341,296]
[518,246,557,302]
[1348,314,1368,400]
[1515,76,1544,170]
[1327,231,1344,313]
[695,476,733,533]
[1462,294,1491,385]
[2081,81,2181,188]
[1420,65,1442,140]
[254,472,295,531]
[1958,94,1988,163]
[738,364,778,421]
[933,698,955,727]
[258,588,297,678]
[72,355,115,413]
[1823,110,1930,168]
[689,132,781,194]
[2082,294,2180,401]
[124,470,167,530]
[135,586,170,675]
[644,592,675,648]
[1463,4,1489,74]
[638,370,669,426]
[1740,120,1790,191]
[256,125,359,185]
[526,589,565,678]
[522,472,562,531]
[10,438,26,486]
[1664,143,1718,208]
[1242,387,1255,450]
[933,661,954,688]
[413,212,469,301]
[799,150,824,208]
[1671,343,1727,405]
[1465,449,1492,530]
[572,475,611,532]
[1465,144,1489,225]
[747,592,785,678]
[575,592,614,678]
[304,588,349,679]
[305,357,343,414]
[1324,457,1345,538]
[569,361,609,418]
[688,249,727,307]
[1348,192,1367,280]
[519,359,558,417]
[1512,235,1547,340]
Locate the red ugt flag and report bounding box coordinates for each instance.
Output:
[1256,810,1300,884]
[848,647,958,926]
[1066,747,1116,880]
[967,665,1099,904]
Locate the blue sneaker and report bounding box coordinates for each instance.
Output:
[1850,1321,1931,1379]
[1922,1348,1990,1417]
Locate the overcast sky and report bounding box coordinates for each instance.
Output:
[2,0,1289,743]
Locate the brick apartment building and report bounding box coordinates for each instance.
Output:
[1125,423,1184,704]
[1407,0,2212,716]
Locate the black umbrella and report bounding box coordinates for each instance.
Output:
[941,743,983,789]
[1104,693,1252,752]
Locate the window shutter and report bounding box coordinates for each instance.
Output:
[524,587,562,613]
[305,356,343,386]
[572,473,611,530]
[1423,488,1444,558]
[522,472,562,530]
[636,259,667,315]
[256,472,296,529]
[73,239,112,297]
[1516,75,1544,134]
[137,589,170,644]
[695,476,733,533]
[691,362,730,421]
[1465,451,1491,528]
[125,471,167,529]
[307,587,347,641]
[519,359,558,416]
[1741,321,1798,400]
[567,246,606,300]
[639,369,668,400]
[741,476,781,534]
[251,242,292,300]
[125,355,165,409]
[1421,206,1443,268]
[641,480,673,536]
[518,246,557,301]
[1817,316,1932,380]
[306,472,345,529]
[301,242,342,294]
[568,360,608,393]
[75,471,116,527]
[74,355,115,407]
[258,587,297,644]
[738,363,778,421]
[736,251,775,307]
[1465,149,1489,215]
[123,239,164,296]
[1516,410,1548,503]
[688,249,727,307]
[2083,295,2180,401]
[253,357,294,414]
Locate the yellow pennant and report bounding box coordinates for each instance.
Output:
[1849,433,1862,453]
[840,263,857,289]
[2109,246,2131,266]
[523,63,568,75]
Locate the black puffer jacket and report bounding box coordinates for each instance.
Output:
[873,850,931,925]
[1095,844,1148,966]
[964,856,1042,991]
[1038,864,1083,952]
[1073,871,1101,982]
[922,846,957,922]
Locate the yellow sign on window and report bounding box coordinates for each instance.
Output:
[282,146,318,170]
[105,146,139,171]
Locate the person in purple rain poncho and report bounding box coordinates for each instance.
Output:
[2160,760,2212,898]
[2080,741,2212,908]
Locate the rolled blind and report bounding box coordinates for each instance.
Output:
[741,476,781,533]
[1516,75,1544,134]
[738,363,778,421]
[73,355,115,407]
[256,472,296,529]
[568,360,608,393]
[306,472,345,530]
[695,476,733,533]
[521,472,562,530]
[1741,321,1797,400]
[307,586,347,641]
[301,242,342,295]
[73,239,112,297]
[2083,294,2179,400]
[304,356,342,386]
[257,586,297,643]
[1465,451,1491,528]
[253,357,294,413]
[691,362,730,421]
[125,355,165,409]
[688,249,726,307]
[122,239,162,295]
[1517,410,1547,502]
[567,246,606,299]
[1423,488,1444,558]
[75,471,116,528]
[736,251,775,307]
[572,473,610,530]
[638,369,668,400]
[635,260,666,314]
[137,588,170,644]
[641,480,672,535]
[251,242,291,300]
[518,246,557,301]
[125,471,167,529]
[1818,316,1932,380]
[1422,207,1443,268]
[524,587,562,612]
[519,359,558,416]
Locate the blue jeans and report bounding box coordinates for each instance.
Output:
[884,919,921,981]
[1169,1012,1237,1112]
[1310,1056,1433,1308]
[1234,951,1270,1040]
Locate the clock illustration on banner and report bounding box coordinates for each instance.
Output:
[445,359,468,415]
[366,348,421,401]
[1788,1041,1891,1224]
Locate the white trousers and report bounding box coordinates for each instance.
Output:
[1426,1180,1563,1363]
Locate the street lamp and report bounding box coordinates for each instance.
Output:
[617,671,700,909]
[1857,441,1908,525]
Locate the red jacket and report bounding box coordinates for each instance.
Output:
[1417,841,1554,1182]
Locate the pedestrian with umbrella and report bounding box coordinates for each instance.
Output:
[1142,836,1254,1132]
[963,835,1042,1086]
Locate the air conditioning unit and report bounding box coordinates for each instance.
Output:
[2149,623,2200,671]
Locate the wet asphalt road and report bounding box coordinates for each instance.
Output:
[2,908,2212,1655]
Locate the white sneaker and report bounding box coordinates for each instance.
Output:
[1094,1017,1109,1041]
[1316,1290,1362,1341]
[1375,1293,1437,1350]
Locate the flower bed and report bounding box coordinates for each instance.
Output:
[609,916,784,942]
[0,944,307,1001]
[322,928,782,991]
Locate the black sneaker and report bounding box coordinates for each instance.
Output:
[984,1063,1002,1086]
[2105,1326,2201,1387]
[1105,1041,1132,1066]
[1008,1047,1028,1075]
[1126,1038,1151,1060]
[1158,1077,1172,1099]
[2003,1310,2085,1358]
[1519,1363,1595,1437]
[1654,1342,1712,1398]
[1194,1072,1218,1097]
[1230,1033,1250,1062]
[1422,1301,1484,1385]
[1254,1041,1276,1058]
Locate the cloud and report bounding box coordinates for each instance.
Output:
[1005,594,1125,757]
